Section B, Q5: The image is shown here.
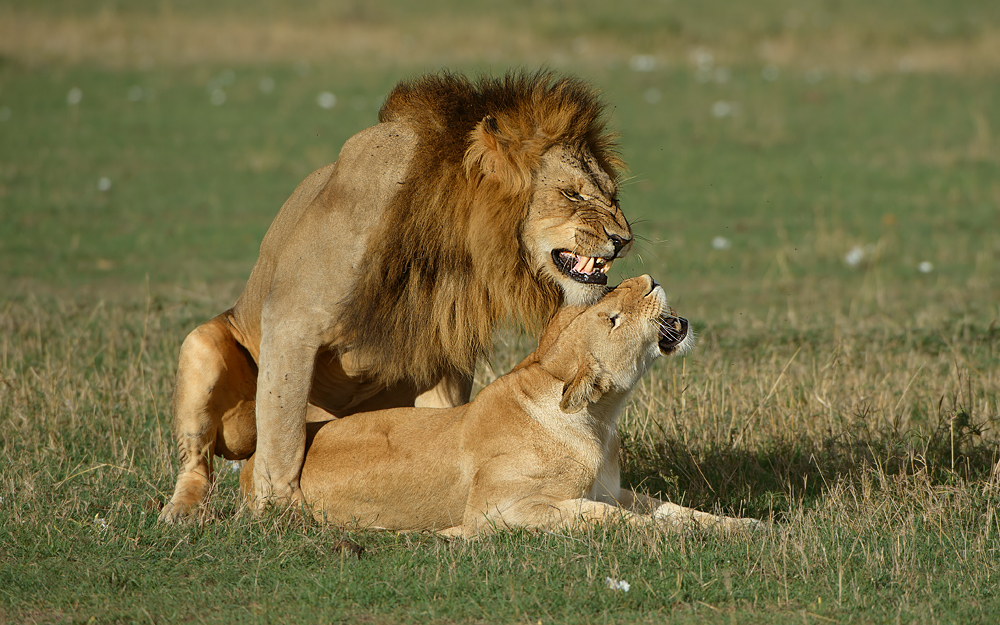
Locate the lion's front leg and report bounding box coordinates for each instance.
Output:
[251,320,320,512]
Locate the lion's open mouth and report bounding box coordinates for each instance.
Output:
[552,250,613,285]
[658,313,689,354]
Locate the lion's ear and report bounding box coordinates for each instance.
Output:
[560,357,606,414]
[464,115,533,195]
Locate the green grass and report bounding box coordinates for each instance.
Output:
[2,1,1000,623]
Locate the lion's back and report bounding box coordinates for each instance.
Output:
[229,122,419,357]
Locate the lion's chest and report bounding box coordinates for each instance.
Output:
[309,348,420,416]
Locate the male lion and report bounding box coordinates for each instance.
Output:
[161,71,633,522]
[239,275,758,535]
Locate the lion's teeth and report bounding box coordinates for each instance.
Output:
[573,256,588,273]
[600,259,614,274]
[583,257,596,274]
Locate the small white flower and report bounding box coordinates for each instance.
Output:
[712,236,732,250]
[210,89,226,106]
[317,91,337,110]
[762,65,779,82]
[712,101,733,118]
[97,177,112,192]
[605,577,630,592]
[918,261,934,273]
[227,460,242,473]
[67,87,83,106]
[127,86,143,102]
[844,245,865,267]
[94,515,108,531]
[629,55,657,73]
[258,76,275,94]
[644,88,662,104]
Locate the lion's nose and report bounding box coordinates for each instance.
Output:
[607,232,630,257]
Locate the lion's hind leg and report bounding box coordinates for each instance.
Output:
[160,314,258,523]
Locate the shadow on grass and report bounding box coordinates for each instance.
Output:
[621,409,999,522]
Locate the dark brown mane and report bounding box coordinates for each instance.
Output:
[337,70,622,388]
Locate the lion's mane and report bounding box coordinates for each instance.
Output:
[338,70,623,388]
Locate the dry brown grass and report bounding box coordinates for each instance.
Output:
[3,6,1000,75]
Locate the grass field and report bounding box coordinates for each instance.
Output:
[2,1,999,623]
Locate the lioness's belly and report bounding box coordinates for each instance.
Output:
[299,408,470,530]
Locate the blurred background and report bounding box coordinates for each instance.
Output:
[1,0,997,322]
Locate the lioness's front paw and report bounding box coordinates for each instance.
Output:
[652,502,763,533]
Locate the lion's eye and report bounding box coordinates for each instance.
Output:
[561,189,584,202]
[608,314,620,329]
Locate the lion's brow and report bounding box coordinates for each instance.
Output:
[579,153,616,200]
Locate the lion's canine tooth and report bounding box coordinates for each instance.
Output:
[600,259,614,274]
[583,257,596,274]
[573,255,588,273]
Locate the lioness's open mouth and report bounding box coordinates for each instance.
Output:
[658,313,689,354]
[552,250,613,285]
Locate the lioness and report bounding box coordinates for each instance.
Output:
[162,71,634,521]
[239,276,758,535]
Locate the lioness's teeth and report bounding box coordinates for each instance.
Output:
[583,257,596,274]
[572,255,587,273]
[600,259,614,274]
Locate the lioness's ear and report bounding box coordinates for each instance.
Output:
[560,357,607,414]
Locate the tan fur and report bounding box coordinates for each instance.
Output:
[161,71,634,522]
[240,276,760,536]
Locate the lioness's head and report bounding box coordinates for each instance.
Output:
[534,274,694,413]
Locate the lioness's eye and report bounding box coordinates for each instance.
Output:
[561,189,584,202]
[608,314,620,328]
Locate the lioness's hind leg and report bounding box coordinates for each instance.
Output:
[160,314,257,523]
